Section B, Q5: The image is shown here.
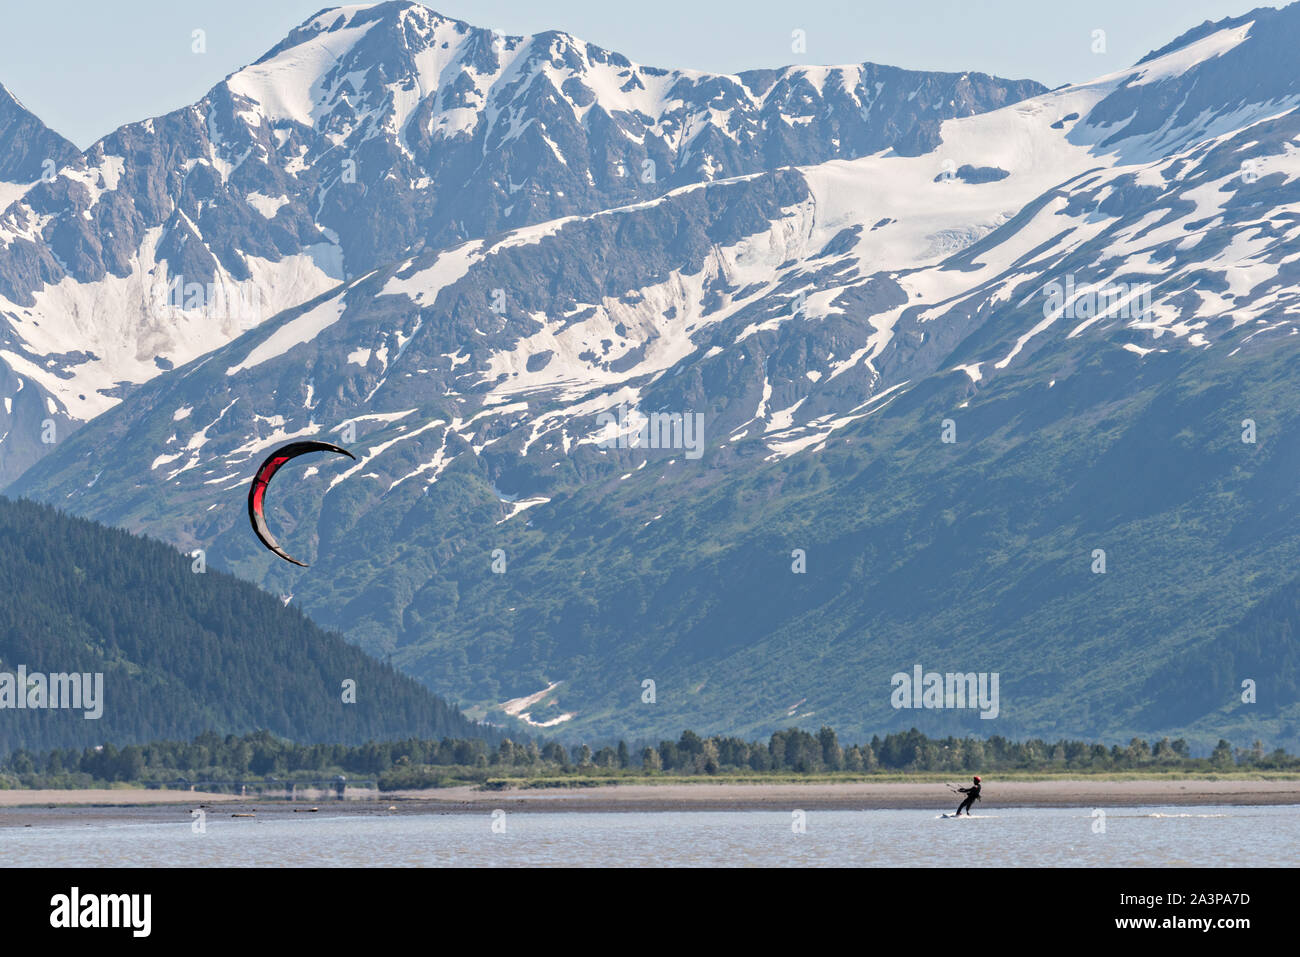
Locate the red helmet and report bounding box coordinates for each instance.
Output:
[973,775,981,783]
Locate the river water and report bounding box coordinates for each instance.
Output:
[2,804,1294,866]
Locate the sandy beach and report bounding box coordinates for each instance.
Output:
[1,778,1296,827]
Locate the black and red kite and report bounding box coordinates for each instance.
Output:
[246,440,355,567]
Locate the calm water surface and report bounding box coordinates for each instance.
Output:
[1,805,1293,867]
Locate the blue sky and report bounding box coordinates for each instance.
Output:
[0,0,1279,147]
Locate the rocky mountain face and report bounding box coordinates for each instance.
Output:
[0,83,79,209]
[0,0,1040,487]
[11,4,1300,746]
[0,83,82,482]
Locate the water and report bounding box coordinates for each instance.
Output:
[2,805,1294,866]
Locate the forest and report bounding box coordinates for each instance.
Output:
[0,496,493,752]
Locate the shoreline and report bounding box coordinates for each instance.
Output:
[1,778,1297,827]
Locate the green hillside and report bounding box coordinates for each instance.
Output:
[0,496,495,753]
[308,331,1300,750]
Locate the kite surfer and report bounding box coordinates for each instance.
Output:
[951,775,981,816]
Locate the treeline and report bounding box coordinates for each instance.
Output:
[5,727,1298,791]
[0,496,495,753]
[584,727,1298,777]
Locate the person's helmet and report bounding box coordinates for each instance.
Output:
[973,775,981,783]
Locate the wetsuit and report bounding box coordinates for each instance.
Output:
[955,781,981,816]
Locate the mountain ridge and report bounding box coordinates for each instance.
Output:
[0,81,80,211]
[9,4,1300,748]
[0,0,1043,486]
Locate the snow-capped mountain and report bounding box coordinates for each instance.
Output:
[0,82,81,482]
[13,5,1300,744]
[23,8,1297,495]
[0,0,1039,486]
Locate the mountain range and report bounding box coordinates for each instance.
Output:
[5,2,1299,749]
[0,1,1039,486]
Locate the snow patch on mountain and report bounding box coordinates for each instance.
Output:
[226,291,349,376]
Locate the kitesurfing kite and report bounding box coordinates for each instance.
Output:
[247,440,355,567]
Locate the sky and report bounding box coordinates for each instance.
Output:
[0,0,1281,148]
